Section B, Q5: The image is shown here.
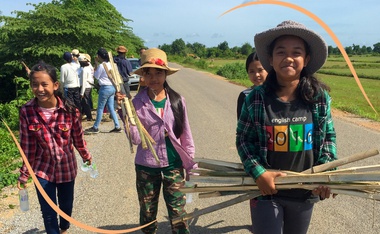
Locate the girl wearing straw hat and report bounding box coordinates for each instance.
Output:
[127,48,196,234]
[236,20,337,234]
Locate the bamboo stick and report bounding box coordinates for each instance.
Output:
[302,148,379,173]
[181,183,380,197]
[319,165,380,174]
[198,191,248,199]
[191,169,248,177]
[172,192,261,225]
[191,172,380,186]
[330,189,380,200]
[194,158,245,171]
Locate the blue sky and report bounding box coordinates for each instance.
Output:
[1,0,380,49]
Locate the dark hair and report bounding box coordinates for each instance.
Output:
[79,60,90,67]
[63,52,72,63]
[164,80,184,138]
[29,62,77,112]
[97,48,109,61]
[245,52,259,73]
[264,36,330,103]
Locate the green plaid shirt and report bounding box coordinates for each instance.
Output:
[236,85,337,179]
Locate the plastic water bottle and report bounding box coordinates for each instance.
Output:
[80,161,91,172]
[89,162,99,178]
[19,189,29,212]
[185,181,195,204]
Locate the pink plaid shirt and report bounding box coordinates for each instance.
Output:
[18,97,91,184]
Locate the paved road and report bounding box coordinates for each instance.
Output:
[2,63,380,234]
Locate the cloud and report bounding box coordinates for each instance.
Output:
[186,33,200,38]
[211,33,224,39]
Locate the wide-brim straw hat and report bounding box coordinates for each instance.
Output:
[78,53,91,63]
[71,49,80,56]
[133,48,179,76]
[116,45,128,53]
[254,20,327,74]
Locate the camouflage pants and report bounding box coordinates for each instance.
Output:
[136,167,190,234]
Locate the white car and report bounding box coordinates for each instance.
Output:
[127,58,141,89]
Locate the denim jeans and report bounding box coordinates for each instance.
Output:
[35,177,75,234]
[93,85,120,129]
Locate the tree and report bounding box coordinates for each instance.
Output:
[217,41,229,51]
[0,0,144,102]
[373,42,380,53]
[191,42,207,58]
[345,46,353,55]
[171,38,186,56]
[240,42,253,56]
[159,43,172,55]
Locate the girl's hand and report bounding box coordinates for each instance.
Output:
[312,185,337,199]
[255,171,287,196]
[17,180,26,190]
[83,158,92,165]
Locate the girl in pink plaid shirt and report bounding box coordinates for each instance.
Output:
[17,62,92,234]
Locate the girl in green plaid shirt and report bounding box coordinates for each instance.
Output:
[236,20,337,234]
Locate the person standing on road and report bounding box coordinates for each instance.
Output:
[236,52,268,230]
[236,52,268,119]
[60,52,81,111]
[85,48,122,134]
[113,45,133,98]
[138,47,146,66]
[120,48,197,234]
[17,62,92,234]
[78,54,94,121]
[236,20,337,234]
[137,48,147,92]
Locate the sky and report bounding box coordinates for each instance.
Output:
[1,0,380,49]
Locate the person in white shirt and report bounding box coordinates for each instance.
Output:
[85,48,121,134]
[78,54,94,121]
[60,52,81,110]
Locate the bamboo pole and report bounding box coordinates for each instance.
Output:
[107,51,159,162]
[194,158,245,171]
[302,148,379,173]
[172,192,261,225]
[180,149,380,222]
[319,165,380,174]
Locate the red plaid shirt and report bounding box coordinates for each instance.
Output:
[18,97,91,184]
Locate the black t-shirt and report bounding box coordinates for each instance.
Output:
[264,92,315,200]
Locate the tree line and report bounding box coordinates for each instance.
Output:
[159,38,380,59]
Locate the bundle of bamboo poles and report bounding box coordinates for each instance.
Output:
[106,52,159,163]
[173,148,380,224]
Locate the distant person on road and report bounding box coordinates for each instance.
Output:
[236,52,268,119]
[17,62,92,234]
[236,20,337,234]
[118,48,197,234]
[138,47,146,66]
[137,47,147,92]
[85,48,122,134]
[60,52,81,111]
[113,45,133,98]
[78,54,94,121]
[71,49,81,68]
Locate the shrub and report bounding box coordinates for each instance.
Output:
[216,62,246,80]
